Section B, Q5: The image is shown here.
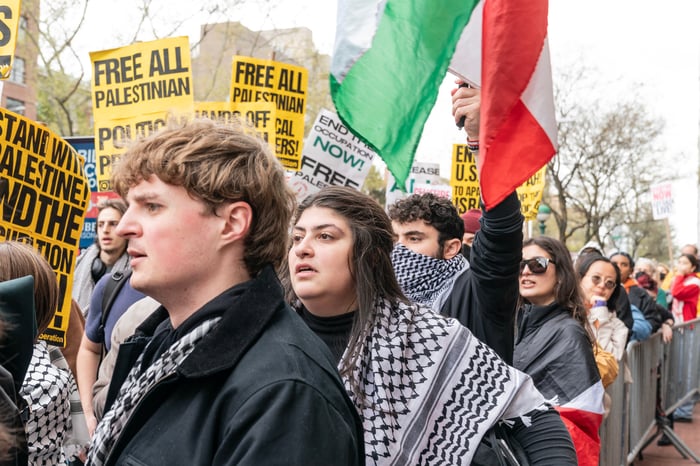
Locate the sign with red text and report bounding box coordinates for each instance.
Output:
[651,182,674,220]
[386,162,441,209]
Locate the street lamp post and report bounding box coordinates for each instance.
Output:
[537,204,552,235]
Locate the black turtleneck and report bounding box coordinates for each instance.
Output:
[299,308,355,364]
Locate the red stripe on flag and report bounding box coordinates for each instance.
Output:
[556,406,603,466]
[478,99,554,207]
[479,0,554,209]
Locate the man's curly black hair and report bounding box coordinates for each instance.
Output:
[387,193,464,246]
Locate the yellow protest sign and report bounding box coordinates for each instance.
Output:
[90,36,194,191]
[451,144,548,219]
[230,56,308,171]
[194,101,277,149]
[0,0,21,79]
[450,144,480,213]
[517,166,547,221]
[0,109,90,346]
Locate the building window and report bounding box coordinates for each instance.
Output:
[18,15,27,42]
[6,98,25,115]
[9,56,25,84]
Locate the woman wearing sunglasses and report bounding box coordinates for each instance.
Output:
[515,236,604,466]
[287,187,577,465]
[576,254,629,361]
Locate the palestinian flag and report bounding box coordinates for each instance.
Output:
[556,381,605,466]
[330,0,556,209]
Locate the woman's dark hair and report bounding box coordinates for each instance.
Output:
[0,241,60,336]
[520,236,592,343]
[576,253,622,311]
[285,186,407,397]
[680,253,699,273]
[609,251,635,270]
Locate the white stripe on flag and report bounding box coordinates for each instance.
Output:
[561,380,605,414]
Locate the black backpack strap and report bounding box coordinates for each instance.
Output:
[97,269,132,350]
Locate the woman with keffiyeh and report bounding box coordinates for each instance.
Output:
[286,186,576,465]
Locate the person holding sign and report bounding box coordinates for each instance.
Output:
[389,86,523,365]
[86,118,363,466]
[72,199,130,315]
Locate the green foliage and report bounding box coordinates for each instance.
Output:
[361,164,386,207]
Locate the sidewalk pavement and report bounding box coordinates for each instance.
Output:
[632,403,700,465]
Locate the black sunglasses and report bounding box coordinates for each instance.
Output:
[519,257,554,274]
[589,274,616,290]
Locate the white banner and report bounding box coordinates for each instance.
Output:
[650,182,674,220]
[288,108,376,202]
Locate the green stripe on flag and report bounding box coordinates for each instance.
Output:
[331,0,479,190]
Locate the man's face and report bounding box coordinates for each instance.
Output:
[96,207,127,255]
[392,220,442,259]
[462,232,476,247]
[611,255,632,282]
[115,175,228,302]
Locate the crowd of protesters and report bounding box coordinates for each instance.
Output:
[0,84,697,466]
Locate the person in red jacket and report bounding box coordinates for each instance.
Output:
[669,252,700,423]
[670,253,700,324]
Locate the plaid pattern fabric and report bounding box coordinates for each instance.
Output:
[87,316,221,466]
[351,299,545,465]
[391,243,469,309]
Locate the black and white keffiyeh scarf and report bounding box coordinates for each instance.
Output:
[391,243,469,310]
[87,316,221,466]
[349,299,545,465]
[20,341,74,466]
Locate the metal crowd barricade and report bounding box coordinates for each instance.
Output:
[598,318,700,465]
[625,332,664,464]
[598,358,629,466]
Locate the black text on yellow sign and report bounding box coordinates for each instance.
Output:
[193,101,277,148]
[230,56,308,170]
[92,47,190,109]
[451,144,480,213]
[516,166,546,221]
[0,109,90,346]
[0,1,21,79]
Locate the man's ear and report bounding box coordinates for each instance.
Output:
[442,238,463,260]
[220,201,253,244]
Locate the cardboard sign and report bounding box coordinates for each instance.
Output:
[450,144,480,213]
[516,166,547,221]
[650,182,673,220]
[230,56,308,171]
[90,36,194,191]
[194,101,277,150]
[288,109,375,202]
[0,0,21,80]
[0,109,90,346]
[386,162,441,209]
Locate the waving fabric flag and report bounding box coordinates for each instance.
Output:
[331,0,556,209]
[556,382,606,466]
[450,0,557,209]
[330,0,480,191]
